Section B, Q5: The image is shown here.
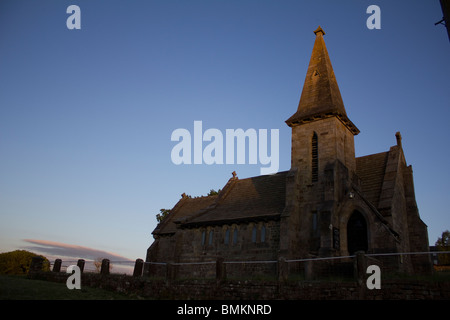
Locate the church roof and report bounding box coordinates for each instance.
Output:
[286,26,359,135]
[152,194,218,235]
[153,146,402,235]
[181,171,287,227]
[356,151,389,208]
[153,171,287,234]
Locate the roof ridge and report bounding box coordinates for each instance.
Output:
[356,150,389,160]
[175,172,240,226]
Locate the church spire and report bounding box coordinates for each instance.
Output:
[286,26,359,135]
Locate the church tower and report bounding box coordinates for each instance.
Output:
[281,26,361,258]
[286,26,359,177]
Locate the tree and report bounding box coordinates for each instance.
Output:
[155,189,221,223]
[93,257,113,273]
[156,208,171,223]
[207,189,221,196]
[0,250,50,274]
[435,230,450,265]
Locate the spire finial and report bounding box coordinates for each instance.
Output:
[395,131,402,147]
[314,26,325,36]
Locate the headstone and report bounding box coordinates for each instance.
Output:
[29,256,44,274]
[77,259,85,273]
[100,259,110,275]
[53,259,62,272]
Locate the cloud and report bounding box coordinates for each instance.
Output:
[22,239,133,262]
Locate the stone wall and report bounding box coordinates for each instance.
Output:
[149,220,281,268]
[27,270,450,300]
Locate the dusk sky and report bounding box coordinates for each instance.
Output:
[1,1,449,270]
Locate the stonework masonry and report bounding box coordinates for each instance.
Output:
[28,270,450,300]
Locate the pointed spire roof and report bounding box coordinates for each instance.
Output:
[286,26,359,135]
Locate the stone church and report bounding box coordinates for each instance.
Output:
[146,26,431,276]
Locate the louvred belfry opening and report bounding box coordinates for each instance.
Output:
[312,132,318,182]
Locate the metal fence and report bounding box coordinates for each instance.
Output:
[44,251,450,282]
[143,251,450,282]
[49,258,135,275]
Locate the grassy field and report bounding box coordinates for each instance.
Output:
[0,274,135,300]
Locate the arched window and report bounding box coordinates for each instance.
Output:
[224,229,230,245]
[201,230,206,246]
[312,211,318,234]
[251,226,257,243]
[208,230,214,245]
[233,228,238,245]
[261,225,266,243]
[312,132,318,182]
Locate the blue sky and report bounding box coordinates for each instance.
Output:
[0,1,449,268]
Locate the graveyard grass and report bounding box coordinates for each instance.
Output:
[0,274,136,300]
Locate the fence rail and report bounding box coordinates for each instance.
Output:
[143,251,450,282]
[33,251,450,283]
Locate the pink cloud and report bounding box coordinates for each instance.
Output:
[22,239,133,262]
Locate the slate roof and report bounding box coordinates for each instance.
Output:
[152,195,218,235]
[153,171,288,234]
[182,171,288,227]
[355,151,390,208]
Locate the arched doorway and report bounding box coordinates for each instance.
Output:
[347,211,368,254]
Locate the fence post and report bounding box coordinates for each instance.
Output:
[100,259,110,275]
[277,257,288,282]
[216,257,225,282]
[52,259,62,272]
[354,251,367,286]
[166,263,175,281]
[133,258,144,277]
[304,260,314,280]
[77,259,85,273]
[145,262,158,278]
